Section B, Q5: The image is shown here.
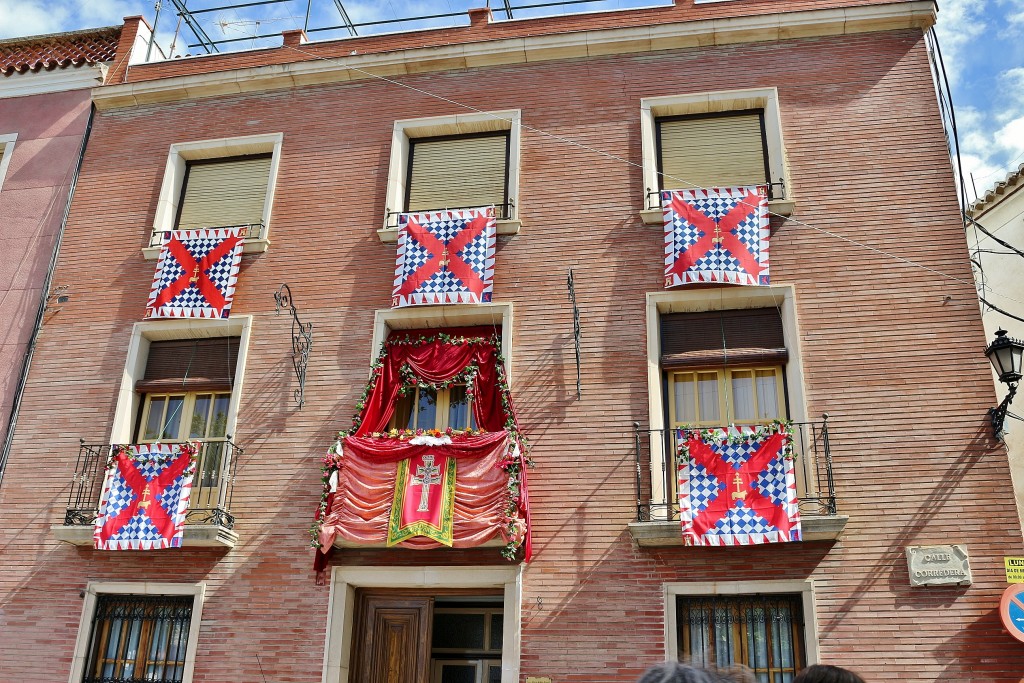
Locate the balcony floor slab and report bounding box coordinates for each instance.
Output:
[51,524,238,548]
[628,514,849,547]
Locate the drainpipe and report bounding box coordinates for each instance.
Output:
[0,103,96,489]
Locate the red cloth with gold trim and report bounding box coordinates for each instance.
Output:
[662,186,770,287]
[387,446,457,546]
[93,443,196,550]
[145,227,245,319]
[677,425,800,546]
[392,207,496,308]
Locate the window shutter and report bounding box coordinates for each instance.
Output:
[658,113,767,190]
[661,308,787,368]
[136,338,240,391]
[176,155,271,230]
[406,134,508,212]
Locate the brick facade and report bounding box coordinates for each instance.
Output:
[1,5,1023,683]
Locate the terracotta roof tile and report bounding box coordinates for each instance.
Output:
[0,26,121,76]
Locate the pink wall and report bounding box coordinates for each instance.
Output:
[0,87,91,440]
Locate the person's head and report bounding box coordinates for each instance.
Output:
[637,662,734,683]
[793,664,866,683]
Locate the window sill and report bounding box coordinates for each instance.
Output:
[51,524,238,548]
[627,514,848,547]
[377,219,521,244]
[640,199,795,226]
[141,237,270,261]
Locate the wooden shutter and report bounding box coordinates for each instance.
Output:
[658,112,768,190]
[176,155,271,230]
[351,591,433,683]
[661,308,787,368]
[136,338,240,392]
[406,134,508,212]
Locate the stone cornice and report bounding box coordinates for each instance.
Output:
[94,1,936,110]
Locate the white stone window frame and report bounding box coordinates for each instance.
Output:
[0,133,17,192]
[143,133,284,260]
[378,110,522,243]
[69,581,206,683]
[645,286,809,506]
[321,565,522,683]
[663,579,820,665]
[639,88,793,224]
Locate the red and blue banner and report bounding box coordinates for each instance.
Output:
[146,227,245,319]
[93,443,197,550]
[662,186,770,288]
[392,207,496,308]
[677,424,800,546]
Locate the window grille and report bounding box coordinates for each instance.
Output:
[676,593,805,683]
[83,594,194,683]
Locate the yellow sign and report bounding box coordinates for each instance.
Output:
[1005,557,1024,583]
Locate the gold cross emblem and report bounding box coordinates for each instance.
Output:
[731,473,746,501]
[188,265,200,284]
[138,484,152,510]
[438,245,450,270]
[711,224,724,247]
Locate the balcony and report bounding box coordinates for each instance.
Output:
[141,221,269,259]
[51,439,242,548]
[627,417,848,546]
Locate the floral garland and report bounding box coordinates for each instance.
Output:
[108,442,199,473]
[675,420,795,462]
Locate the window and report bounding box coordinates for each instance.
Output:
[82,594,194,683]
[391,384,478,431]
[381,112,521,241]
[668,368,784,427]
[676,593,806,682]
[431,602,504,683]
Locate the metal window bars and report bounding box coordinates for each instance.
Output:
[147,222,265,248]
[645,180,786,210]
[384,203,515,228]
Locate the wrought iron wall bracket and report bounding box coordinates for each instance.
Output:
[990,382,1018,441]
[274,284,313,409]
[567,269,582,400]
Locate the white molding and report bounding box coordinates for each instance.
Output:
[0,64,106,98]
[69,581,206,683]
[93,2,936,109]
[322,565,522,683]
[148,133,283,259]
[110,315,254,444]
[0,133,17,192]
[383,110,521,235]
[663,579,819,664]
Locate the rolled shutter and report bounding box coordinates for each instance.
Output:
[406,134,508,212]
[136,338,240,392]
[658,113,767,190]
[661,308,787,368]
[176,155,271,230]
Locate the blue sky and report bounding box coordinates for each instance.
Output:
[0,0,1020,202]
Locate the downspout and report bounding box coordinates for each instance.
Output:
[0,102,96,488]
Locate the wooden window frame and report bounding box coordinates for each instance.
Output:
[136,391,232,443]
[666,366,788,429]
[404,131,512,215]
[172,153,273,232]
[390,384,477,431]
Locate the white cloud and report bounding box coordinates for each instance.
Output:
[935,0,987,85]
[0,0,70,38]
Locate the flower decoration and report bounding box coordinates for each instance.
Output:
[676,420,795,462]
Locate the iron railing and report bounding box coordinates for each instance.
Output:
[384,202,515,227]
[644,179,787,210]
[147,221,265,247]
[633,416,836,523]
[65,439,242,529]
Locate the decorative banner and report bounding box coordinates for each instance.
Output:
[94,443,197,550]
[677,424,800,546]
[392,207,496,308]
[146,227,245,319]
[387,450,457,546]
[662,186,770,288]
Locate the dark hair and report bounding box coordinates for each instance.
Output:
[637,662,732,683]
[793,665,866,683]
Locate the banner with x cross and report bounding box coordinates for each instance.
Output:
[145,227,245,319]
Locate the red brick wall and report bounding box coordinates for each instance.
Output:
[1,27,1022,683]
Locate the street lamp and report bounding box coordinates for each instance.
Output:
[985,329,1024,440]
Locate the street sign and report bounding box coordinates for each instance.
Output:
[1000,585,1024,644]
[1006,557,1024,583]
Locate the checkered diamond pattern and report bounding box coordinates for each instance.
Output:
[392,207,496,308]
[145,227,245,319]
[677,425,800,546]
[662,186,770,288]
[93,443,196,551]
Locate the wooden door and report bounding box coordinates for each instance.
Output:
[351,590,433,683]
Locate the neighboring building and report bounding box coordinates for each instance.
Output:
[1,2,1023,682]
[968,167,1024,529]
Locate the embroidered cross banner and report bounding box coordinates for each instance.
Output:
[94,443,197,550]
[145,227,245,319]
[677,425,800,546]
[662,186,770,288]
[392,207,496,308]
[387,450,457,546]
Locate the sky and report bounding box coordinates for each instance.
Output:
[0,0,1021,202]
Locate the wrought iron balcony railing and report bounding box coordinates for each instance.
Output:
[147,221,266,247]
[632,416,836,523]
[64,439,241,529]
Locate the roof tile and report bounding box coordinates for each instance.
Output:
[0,26,121,76]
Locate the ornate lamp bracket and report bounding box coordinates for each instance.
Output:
[990,382,1018,441]
[274,284,313,409]
[567,268,582,400]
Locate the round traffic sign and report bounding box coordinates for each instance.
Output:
[1000,584,1024,644]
